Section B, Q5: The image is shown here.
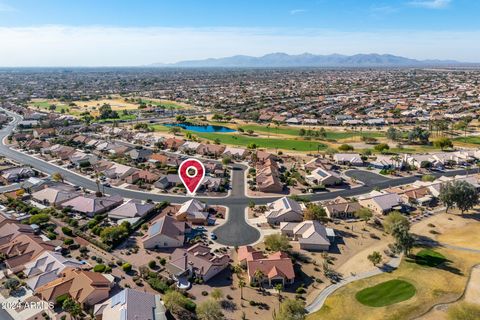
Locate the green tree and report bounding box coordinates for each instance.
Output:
[408,127,430,144]
[4,278,20,293]
[386,127,401,141]
[338,144,354,151]
[275,298,306,320]
[163,290,196,314]
[303,203,328,222]
[391,222,414,255]
[98,104,118,119]
[62,297,82,319]
[222,156,231,165]
[100,224,129,245]
[440,180,479,214]
[264,233,290,252]
[383,211,409,234]
[176,115,187,122]
[367,251,382,266]
[374,143,390,153]
[433,137,453,150]
[197,299,224,320]
[122,263,132,273]
[354,207,373,225]
[29,213,50,225]
[169,126,181,135]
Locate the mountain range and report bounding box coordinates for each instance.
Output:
[150,53,462,68]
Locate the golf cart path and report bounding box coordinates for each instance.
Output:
[306,241,480,314]
[305,254,403,314]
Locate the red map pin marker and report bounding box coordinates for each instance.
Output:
[178,158,205,195]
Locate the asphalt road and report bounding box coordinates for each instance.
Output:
[344,169,391,185]
[0,108,477,246]
[0,109,263,245]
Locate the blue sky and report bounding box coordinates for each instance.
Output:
[0,0,479,66]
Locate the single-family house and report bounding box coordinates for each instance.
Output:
[1,166,35,182]
[280,220,331,251]
[108,199,155,220]
[175,199,209,224]
[358,192,403,215]
[322,197,362,219]
[24,251,85,291]
[333,153,363,166]
[238,246,295,286]
[35,268,111,307]
[306,168,342,186]
[142,215,186,249]
[167,244,230,282]
[93,288,167,320]
[264,197,304,225]
[31,184,80,207]
[61,194,124,217]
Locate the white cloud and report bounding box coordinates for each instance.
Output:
[0,25,478,66]
[290,9,307,15]
[407,0,451,9]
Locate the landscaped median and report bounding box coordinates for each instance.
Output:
[307,246,480,320]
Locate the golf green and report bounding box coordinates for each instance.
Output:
[355,279,416,307]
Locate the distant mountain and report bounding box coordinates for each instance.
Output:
[150,53,462,68]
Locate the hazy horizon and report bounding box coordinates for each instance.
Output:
[0,0,479,66]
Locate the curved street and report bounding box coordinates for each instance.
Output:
[0,109,476,246]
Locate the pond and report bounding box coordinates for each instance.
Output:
[165,123,236,133]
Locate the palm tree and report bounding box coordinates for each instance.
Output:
[275,283,283,306]
[253,269,265,291]
[390,155,401,172]
[239,279,246,300]
[232,264,243,278]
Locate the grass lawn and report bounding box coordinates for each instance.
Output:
[308,246,480,320]
[453,136,480,145]
[149,124,171,132]
[31,101,69,112]
[414,249,447,267]
[238,124,385,140]
[96,114,136,123]
[150,125,327,151]
[139,99,185,109]
[193,132,327,151]
[355,279,416,307]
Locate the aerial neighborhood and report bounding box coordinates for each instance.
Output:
[0,66,479,320]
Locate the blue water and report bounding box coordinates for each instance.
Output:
[165,123,236,133]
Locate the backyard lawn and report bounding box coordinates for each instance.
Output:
[355,279,416,307]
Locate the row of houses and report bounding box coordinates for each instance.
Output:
[0,215,167,320]
[327,150,480,169]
